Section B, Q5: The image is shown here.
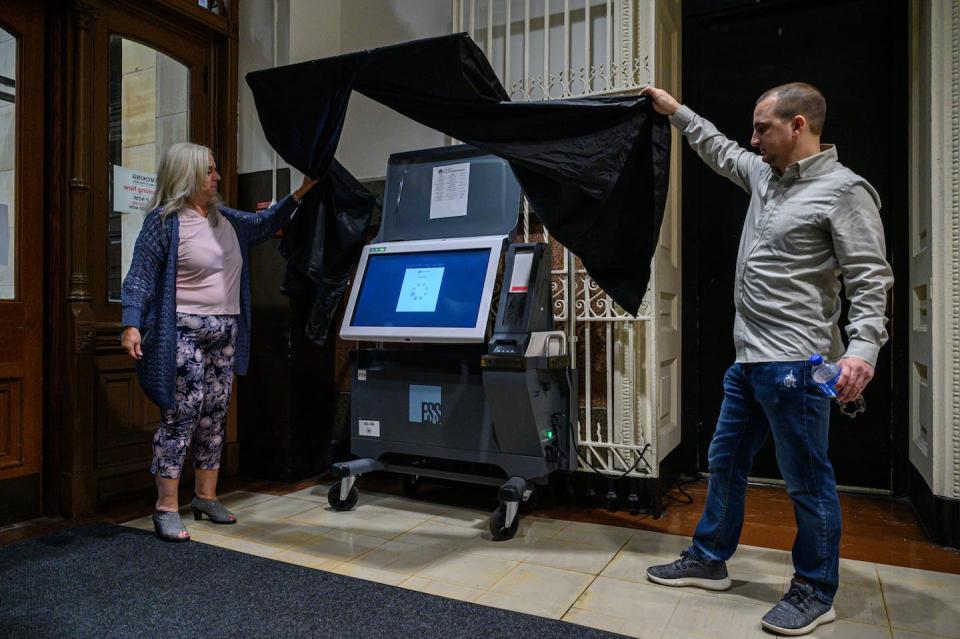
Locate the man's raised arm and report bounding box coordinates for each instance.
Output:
[641,86,762,194]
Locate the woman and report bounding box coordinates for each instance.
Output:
[121,142,316,541]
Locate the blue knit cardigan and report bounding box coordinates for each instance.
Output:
[121,196,298,410]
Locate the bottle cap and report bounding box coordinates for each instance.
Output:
[809,353,824,366]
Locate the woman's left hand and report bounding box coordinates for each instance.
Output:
[121,326,143,360]
[293,175,319,202]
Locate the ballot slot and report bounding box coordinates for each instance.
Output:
[488,243,553,355]
[509,250,534,293]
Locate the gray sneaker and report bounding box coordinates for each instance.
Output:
[761,579,836,636]
[646,550,732,591]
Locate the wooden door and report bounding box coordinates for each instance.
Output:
[90,5,211,502]
[681,0,909,490]
[653,0,683,463]
[0,1,44,525]
[906,0,935,494]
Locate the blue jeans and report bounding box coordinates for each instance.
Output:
[689,361,840,604]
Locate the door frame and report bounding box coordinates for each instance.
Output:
[906,0,960,547]
[676,0,911,494]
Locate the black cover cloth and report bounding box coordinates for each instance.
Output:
[279,160,378,344]
[247,33,670,333]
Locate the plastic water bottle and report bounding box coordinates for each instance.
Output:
[809,353,841,398]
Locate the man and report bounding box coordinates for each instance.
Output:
[639,83,893,636]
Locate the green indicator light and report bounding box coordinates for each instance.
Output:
[370,247,387,253]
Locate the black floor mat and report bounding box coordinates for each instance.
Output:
[0,523,625,638]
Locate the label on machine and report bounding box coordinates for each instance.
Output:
[359,419,381,437]
[409,384,442,425]
[429,162,470,219]
[509,250,534,293]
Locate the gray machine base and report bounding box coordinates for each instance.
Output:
[329,458,531,540]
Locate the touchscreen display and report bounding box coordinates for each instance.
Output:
[351,249,491,328]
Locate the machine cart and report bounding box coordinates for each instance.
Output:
[329,145,577,540]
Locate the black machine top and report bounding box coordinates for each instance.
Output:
[375,144,522,243]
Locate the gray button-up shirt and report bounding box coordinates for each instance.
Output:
[671,105,893,366]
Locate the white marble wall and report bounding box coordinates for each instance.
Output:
[336,0,450,179]
[237,0,451,183]
[238,0,291,176]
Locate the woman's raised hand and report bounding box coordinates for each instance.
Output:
[121,326,143,360]
[293,175,319,202]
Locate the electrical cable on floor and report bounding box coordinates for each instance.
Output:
[555,407,702,516]
[577,443,653,479]
[658,474,701,505]
[556,410,654,479]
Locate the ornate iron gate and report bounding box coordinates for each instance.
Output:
[452,0,682,477]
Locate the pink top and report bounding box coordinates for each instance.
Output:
[175,208,242,315]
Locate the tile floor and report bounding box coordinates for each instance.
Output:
[123,488,960,639]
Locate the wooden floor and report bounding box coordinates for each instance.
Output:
[534,482,960,576]
[3,474,959,576]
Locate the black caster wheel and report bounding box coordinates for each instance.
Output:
[519,486,538,514]
[489,502,520,541]
[550,475,575,502]
[327,481,359,511]
[402,474,422,498]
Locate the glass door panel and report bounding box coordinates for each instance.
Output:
[0,27,17,300]
[107,36,190,302]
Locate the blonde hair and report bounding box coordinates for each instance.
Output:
[148,142,222,226]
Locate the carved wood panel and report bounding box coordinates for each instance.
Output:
[96,354,160,471]
[0,380,23,470]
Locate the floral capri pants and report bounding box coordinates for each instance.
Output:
[151,313,238,478]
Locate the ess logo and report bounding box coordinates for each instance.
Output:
[421,402,442,424]
[409,385,442,425]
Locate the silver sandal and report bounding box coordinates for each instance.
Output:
[152,510,190,542]
[190,497,237,524]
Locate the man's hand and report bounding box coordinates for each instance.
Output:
[121,327,143,360]
[640,86,681,116]
[835,357,874,403]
